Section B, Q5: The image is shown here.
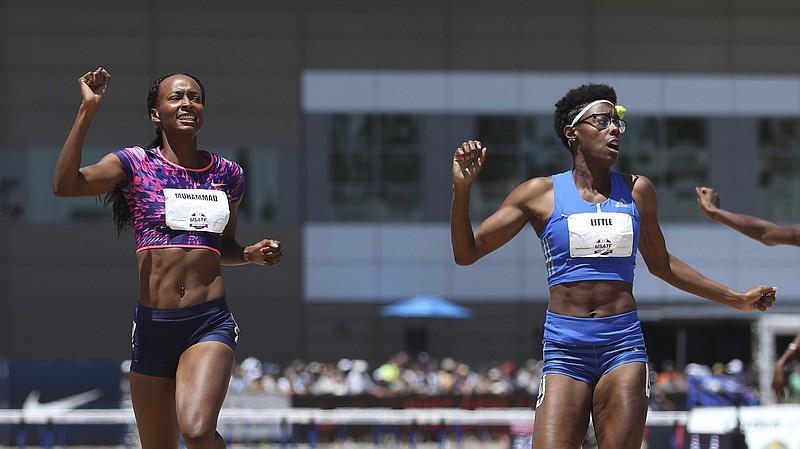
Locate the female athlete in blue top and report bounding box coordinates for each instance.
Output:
[52,67,283,449]
[451,83,777,449]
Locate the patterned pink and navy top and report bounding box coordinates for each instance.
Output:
[113,146,245,254]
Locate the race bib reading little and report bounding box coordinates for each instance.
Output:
[163,188,230,234]
[567,212,633,257]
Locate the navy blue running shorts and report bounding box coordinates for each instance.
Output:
[130,297,239,378]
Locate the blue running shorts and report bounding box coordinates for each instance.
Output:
[130,297,239,378]
[542,309,648,387]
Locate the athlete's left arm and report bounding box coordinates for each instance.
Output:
[219,198,283,267]
[633,175,775,311]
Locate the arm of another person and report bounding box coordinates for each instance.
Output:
[696,186,800,246]
[634,176,776,311]
[450,140,543,265]
[219,198,283,267]
[52,67,125,197]
[773,332,800,400]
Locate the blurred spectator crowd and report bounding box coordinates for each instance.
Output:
[650,358,800,410]
[229,351,542,398]
[228,351,800,410]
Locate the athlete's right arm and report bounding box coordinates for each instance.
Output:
[450,140,542,266]
[52,67,124,198]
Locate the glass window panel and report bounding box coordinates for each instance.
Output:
[380,153,421,184]
[664,151,708,188]
[331,187,374,220]
[759,119,800,148]
[238,149,280,221]
[522,152,570,180]
[332,142,372,154]
[331,152,373,183]
[617,117,662,182]
[759,151,795,188]
[661,118,708,221]
[625,116,660,149]
[521,116,561,149]
[322,113,800,224]
[470,116,522,220]
[665,118,708,185]
[657,191,706,221]
[329,114,423,221]
[470,185,510,221]
[378,188,423,221]
[478,153,521,184]
[519,116,570,179]
[331,114,373,145]
[758,118,800,222]
[666,118,707,148]
[477,116,518,145]
[379,115,420,144]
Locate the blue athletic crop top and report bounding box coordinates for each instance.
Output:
[113,147,245,254]
[540,170,640,287]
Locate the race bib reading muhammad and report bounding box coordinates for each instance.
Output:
[163,188,230,234]
[567,212,634,257]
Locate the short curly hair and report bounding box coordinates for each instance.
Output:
[553,83,617,152]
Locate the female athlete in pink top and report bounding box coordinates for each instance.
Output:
[52,67,283,449]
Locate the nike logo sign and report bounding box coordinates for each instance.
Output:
[210,182,226,187]
[22,389,102,422]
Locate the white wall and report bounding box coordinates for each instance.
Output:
[304,71,800,117]
[304,223,800,305]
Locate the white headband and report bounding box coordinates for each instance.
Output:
[569,100,614,127]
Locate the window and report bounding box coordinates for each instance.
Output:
[660,118,709,221]
[520,116,570,180]
[234,148,280,222]
[473,116,522,219]
[315,113,718,223]
[759,118,800,222]
[616,117,660,182]
[330,114,423,221]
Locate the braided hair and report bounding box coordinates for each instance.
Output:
[103,72,206,234]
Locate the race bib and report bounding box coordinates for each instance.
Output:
[163,188,230,233]
[567,212,633,257]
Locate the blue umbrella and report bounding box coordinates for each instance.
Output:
[380,295,474,319]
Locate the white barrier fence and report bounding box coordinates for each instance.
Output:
[0,408,686,447]
[0,407,688,427]
[5,406,800,448]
